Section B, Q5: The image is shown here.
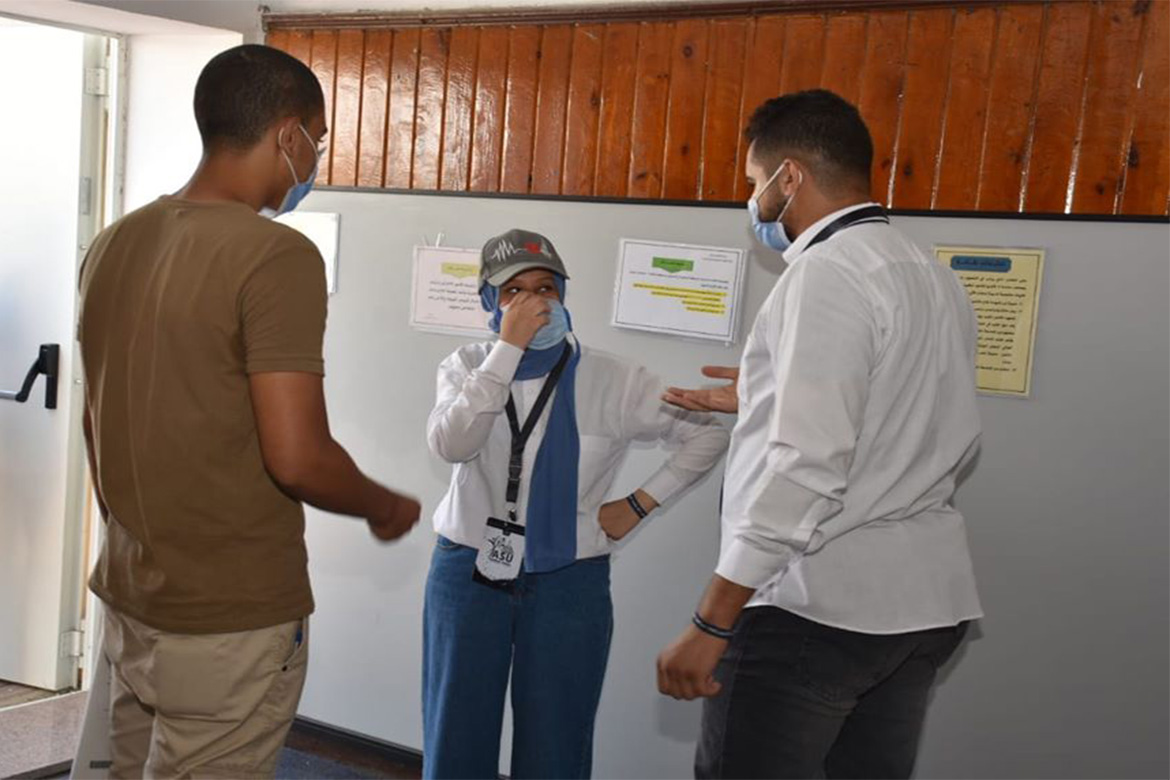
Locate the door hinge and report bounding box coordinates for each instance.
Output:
[60,629,85,658]
[79,176,94,216]
[84,67,108,97]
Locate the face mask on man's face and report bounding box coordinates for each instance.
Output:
[747,160,801,252]
[261,124,319,218]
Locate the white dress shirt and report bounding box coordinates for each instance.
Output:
[428,338,730,559]
[719,203,984,634]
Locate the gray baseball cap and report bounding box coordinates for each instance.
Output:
[479,228,569,288]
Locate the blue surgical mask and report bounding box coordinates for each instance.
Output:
[748,161,801,252]
[264,125,318,218]
[527,300,570,350]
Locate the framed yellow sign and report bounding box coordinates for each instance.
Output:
[935,245,1045,398]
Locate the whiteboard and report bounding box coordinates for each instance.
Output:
[292,188,1169,780]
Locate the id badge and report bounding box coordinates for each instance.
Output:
[474,516,525,585]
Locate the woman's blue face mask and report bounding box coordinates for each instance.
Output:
[481,275,571,349]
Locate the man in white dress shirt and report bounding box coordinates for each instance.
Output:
[656,89,983,778]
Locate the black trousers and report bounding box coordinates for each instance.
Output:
[696,607,968,779]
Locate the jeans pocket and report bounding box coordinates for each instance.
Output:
[435,534,463,551]
[797,630,885,704]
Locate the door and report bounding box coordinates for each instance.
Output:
[0,18,115,691]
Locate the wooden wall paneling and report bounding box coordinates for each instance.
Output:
[500,26,542,192]
[857,10,909,205]
[662,19,711,200]
[287,30,312,65]
[932,7,996,210]
[309,31,339,182]
[439,27,479,191]
[469,26,509,192]
[412,28,450,190]
[975,3,1045,211]
[891,8,954,209]
[530,25,575,195]
[1070,1,1146,214]
[331,29,364,187]
[561,24,605,196]
[593,23,640,197]
[627,22,675,198]
[734,15,784,200]
[778,14,827,94]
[385,28,420,188]
[820,13,870,105]
[1022,2,1093,212]
[700,18,749,200]
[357,30,391,187]
[268,29,290,52]
[1120,0,1170,215]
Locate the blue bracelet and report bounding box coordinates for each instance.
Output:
[692,612,735,640]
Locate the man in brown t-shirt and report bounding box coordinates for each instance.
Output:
[77,45,419,778]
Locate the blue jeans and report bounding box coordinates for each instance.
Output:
[422,537,613,779]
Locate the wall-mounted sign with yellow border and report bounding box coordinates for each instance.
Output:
[935,245,1045,398]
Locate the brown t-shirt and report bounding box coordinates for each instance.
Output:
[78,197,326,634]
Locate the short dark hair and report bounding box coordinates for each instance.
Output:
[193,44,324,151]
[745,89,873,193]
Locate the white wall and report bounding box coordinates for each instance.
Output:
[122,32,241,211]
[76,0,262,40]
[291,187,1169,779]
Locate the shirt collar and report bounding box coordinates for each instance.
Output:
[782,201,882,264]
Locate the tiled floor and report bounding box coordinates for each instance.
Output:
[0,680,61,709]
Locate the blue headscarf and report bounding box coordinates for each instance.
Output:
[480,277,581,573]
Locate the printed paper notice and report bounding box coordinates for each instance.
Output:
[410,246,492,337]
[612,239,746,343]
[936,245,1045,397]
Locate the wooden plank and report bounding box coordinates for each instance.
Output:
[530,25,574,195]
[1070,0,1146,214]
[385,28,419,189]
[412,27,449,190]
[627,22,675,199]
[331,29,364,188]
[890,8,953,209]
[287,30,312,65]
[1120,0,1170,215]
[975,3,1045,211]
[357,29,391,188]
[857,10,910,205]
[820,13,869,105]
[778,14,827,94]
[469,26,510,192]
[662,19,711,200]
[735,15,784,200]
[440,27,479,191]
[932,7,996,210]
[500,25,541,193]
[699,18,749,200]
[267,29,290,52]
[1022,2,1093,213]
[593,23,640,197]
[309,30,338,183]
[561,24,605,196]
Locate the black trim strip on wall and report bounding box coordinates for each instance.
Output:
[288,716,424,771]
[312,185,1170,224]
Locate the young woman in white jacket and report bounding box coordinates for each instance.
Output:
[422,228,729,779]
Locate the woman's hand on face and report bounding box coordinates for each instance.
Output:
[499,291,551,350]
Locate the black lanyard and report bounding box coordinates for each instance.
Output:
[804,205,889,251]
[500,341,573,530]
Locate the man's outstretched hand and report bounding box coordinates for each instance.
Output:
[663,366,740,414]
